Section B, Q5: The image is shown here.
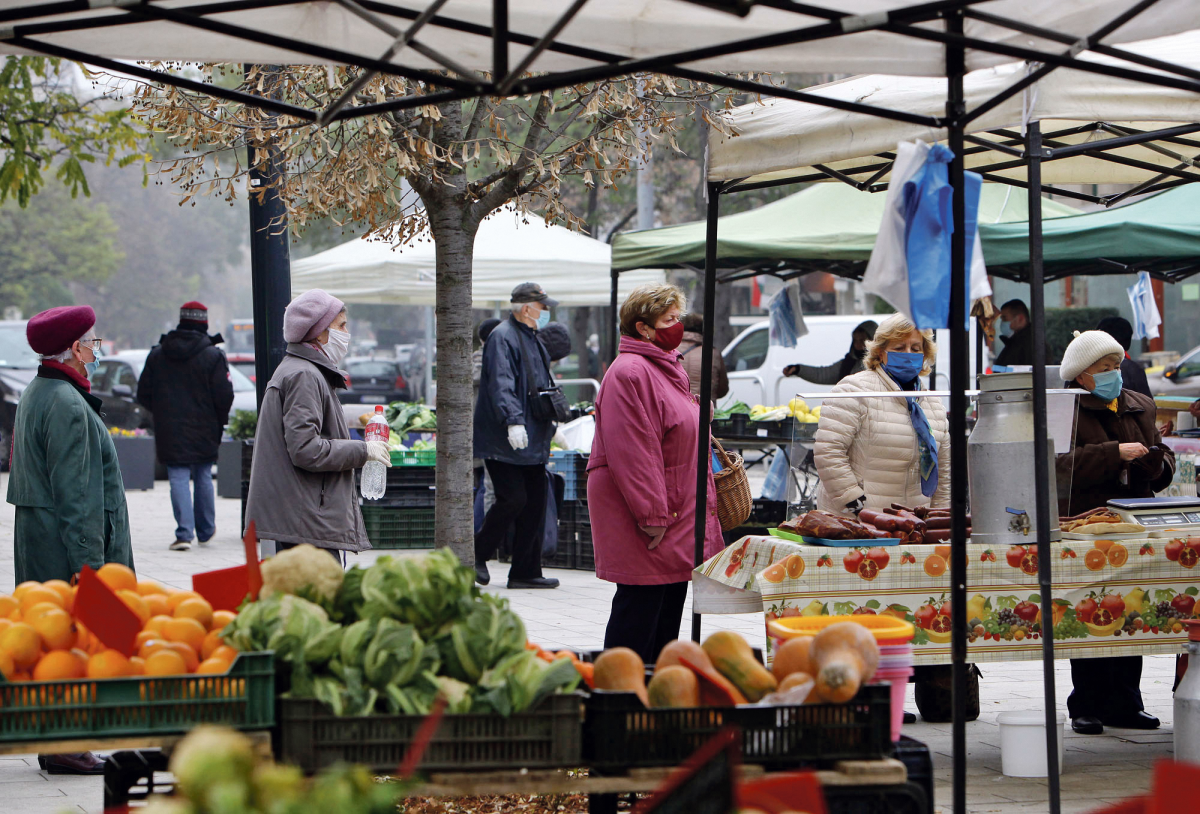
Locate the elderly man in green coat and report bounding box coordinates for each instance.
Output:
[6,306,133,775]
[8,305,133,585]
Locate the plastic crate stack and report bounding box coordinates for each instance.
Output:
[549,451,594,571]
[357,450,436,549]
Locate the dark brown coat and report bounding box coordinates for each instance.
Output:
[1055,388,1175,517]
[678,331,729,400]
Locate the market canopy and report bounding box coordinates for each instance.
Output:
[707,28,1200,199]
[610,182,1079,278]
[291,208,663,307]
[984,184,1200,282]
[2,1,1198,122]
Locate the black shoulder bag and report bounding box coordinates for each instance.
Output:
[521,336,572,423]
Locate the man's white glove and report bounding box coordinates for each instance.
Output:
[508,424,529,450]
[366,439,393,466]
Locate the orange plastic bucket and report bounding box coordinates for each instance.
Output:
[767,614,915,645]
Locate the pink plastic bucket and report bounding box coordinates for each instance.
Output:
[875,666,914,741]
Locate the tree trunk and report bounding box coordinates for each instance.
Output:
[426,202,478,565]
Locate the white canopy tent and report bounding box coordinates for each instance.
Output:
[291,208,663,307]
[3,0,1196,77]
[708,29,1200,189]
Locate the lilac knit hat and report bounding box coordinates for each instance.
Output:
[283,289,345,343]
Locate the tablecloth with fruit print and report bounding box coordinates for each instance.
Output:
[695,535,1200,665]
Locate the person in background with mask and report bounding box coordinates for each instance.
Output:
[783,319,877,385]
[587,284,723,664]
[993,298,1035,367]
[1056,329,1173,735]
[245,289,390,562]
[473,282,561,590]
[1095,315,1152,398]
[7,305,132,775]
[813,312,951,517]
[137,302,235,552]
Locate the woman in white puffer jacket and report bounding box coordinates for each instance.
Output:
[814,313,951,517]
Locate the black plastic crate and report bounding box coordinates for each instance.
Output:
[360,506,435,549]
[240,439,254,481]
[361,485,436,509]
[575,521,595,571]
[891,736,934,814]
[583,684,892,772]
[824,782,929,814]
[384,465,436,489]
[743,498,787,528]
[278,693,584,774]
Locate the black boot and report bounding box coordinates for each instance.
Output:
[474,559,490,586]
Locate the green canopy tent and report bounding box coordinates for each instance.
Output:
[610,182,1080,281]
[984,184,1200,283]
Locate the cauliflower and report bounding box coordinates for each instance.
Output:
[260,543,345,603]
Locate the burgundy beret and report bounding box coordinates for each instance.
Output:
[27,306,96,356]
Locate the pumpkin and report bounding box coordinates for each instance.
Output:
[647,665,700,708]
[770,636,814,682]
[809,622,880,704]
[701,631,778,702]
[593,647,649,706]
[658,639,747,705]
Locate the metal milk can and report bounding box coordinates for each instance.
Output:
[968,372,1061,546]
[1176,619,1200,764]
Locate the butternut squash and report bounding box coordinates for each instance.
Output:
[770,636,814,682]
[593,647,649,706]
[701,630,777,702]
[655,640,710,674]
[658,640,747,705]
[647,665,700,708]
[777,671,814,693]
[809,622,880,704]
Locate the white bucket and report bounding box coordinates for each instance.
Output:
[997,711,1066,777]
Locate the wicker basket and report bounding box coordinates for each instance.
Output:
[712,438,752,531]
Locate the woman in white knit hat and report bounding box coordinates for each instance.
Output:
[1056,329,1175,737]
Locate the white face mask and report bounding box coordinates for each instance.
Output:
[323,328,350,364]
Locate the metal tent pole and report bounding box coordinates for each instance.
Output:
[945,11,970,813]
[247,65,291,408]
[692,182,720,643]
[1025,120,1063,814]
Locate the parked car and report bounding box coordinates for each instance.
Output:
[226,352,257,383]
[1146,342,1200,400]
[91,350,257,432]
[339,357,409,406]
[0,319,38,469]
[721,316,981,408]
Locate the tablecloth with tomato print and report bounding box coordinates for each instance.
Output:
[695,535,1200,665]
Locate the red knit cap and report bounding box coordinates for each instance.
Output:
[180,301,208,324]
[27,306,96,356]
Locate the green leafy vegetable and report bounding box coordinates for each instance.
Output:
[434,594,526,683]
[713,401,751,420]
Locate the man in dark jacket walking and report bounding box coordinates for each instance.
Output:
[137,302,234,551]
[474,283,560,590]
[994,299,1037,367]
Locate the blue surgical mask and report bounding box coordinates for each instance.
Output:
[85,359,100,378]
[1090,368,1123,402]
[535,308,551,330]
[883,351,924,383]
[998,320,1011,338]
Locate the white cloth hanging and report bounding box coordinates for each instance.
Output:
[1126,271,1162,340]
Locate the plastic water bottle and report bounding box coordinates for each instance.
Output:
[361,406,388,501]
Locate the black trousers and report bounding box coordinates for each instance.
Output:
[1068,656,1144,720]
[604,582,689,665]
[475,459,546,581]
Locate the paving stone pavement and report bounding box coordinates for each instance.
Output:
[0,474,1183,813]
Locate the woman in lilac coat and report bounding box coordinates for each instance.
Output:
[587,284,723,663]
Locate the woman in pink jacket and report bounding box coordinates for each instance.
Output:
[587,284,723,663]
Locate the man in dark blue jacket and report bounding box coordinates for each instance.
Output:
[137,302,234,551]
[474,283,560,590]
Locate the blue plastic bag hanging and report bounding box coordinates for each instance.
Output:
[711,449,724,474]
[901,144,982,330]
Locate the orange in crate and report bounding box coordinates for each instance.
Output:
[174,597,214,630]
[163,618,206,653]
[88,650,133,679]
[1,622,42,670]
[31,608,76,652]
[33,650,86,681]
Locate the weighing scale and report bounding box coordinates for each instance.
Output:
[1107,497,1200,530]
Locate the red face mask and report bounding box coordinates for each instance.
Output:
[650,321,685,352]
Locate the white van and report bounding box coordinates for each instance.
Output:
[721,315,982,407]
